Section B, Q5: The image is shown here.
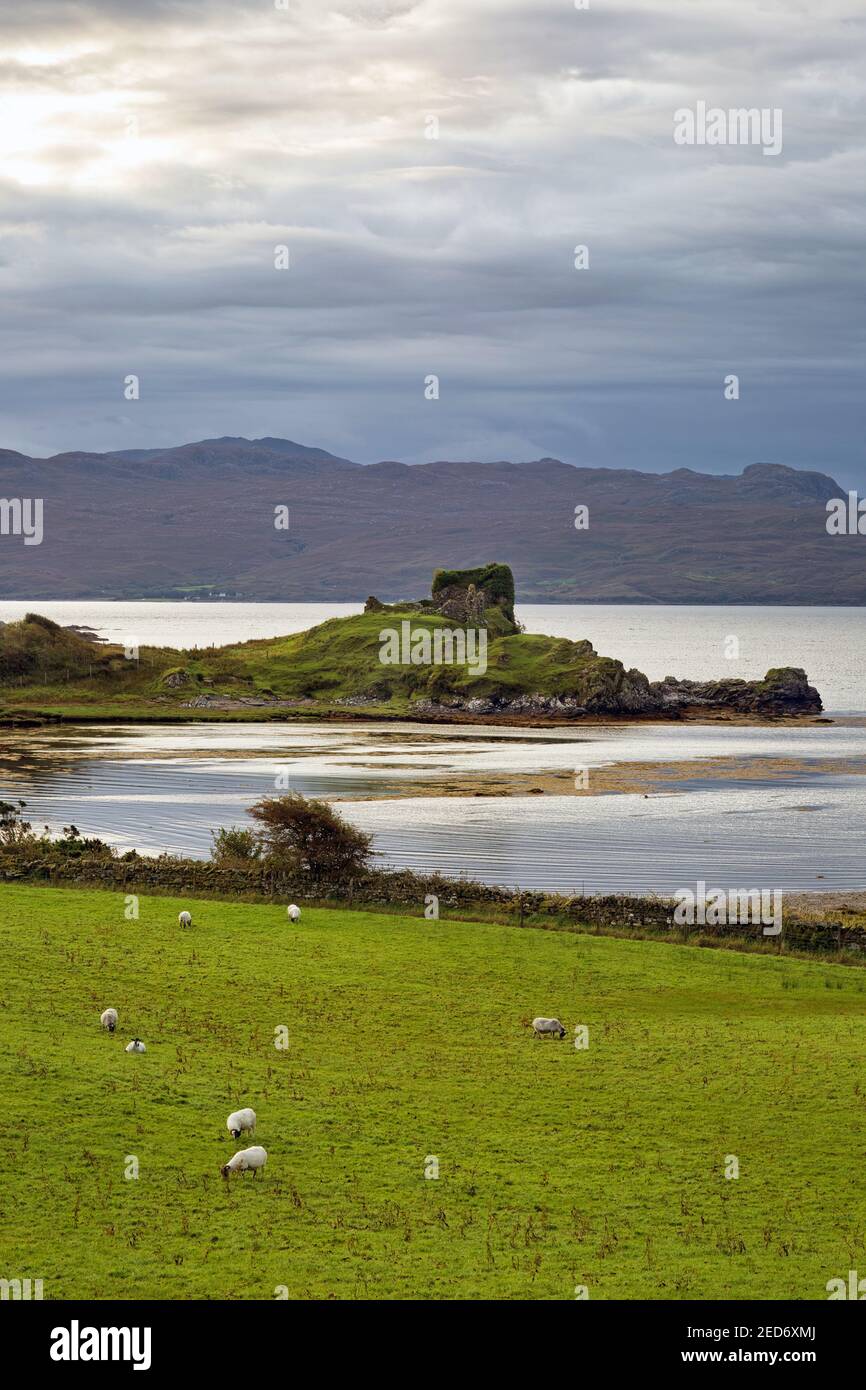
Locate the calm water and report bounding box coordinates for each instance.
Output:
[1,599,865,711]
[3,599,866,891]
[4,720,866,893]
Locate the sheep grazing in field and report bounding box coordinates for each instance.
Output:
[532,1016,566,1039]
[125,1038,146,1054]
[221,1145,267,1179]
[178,910,192,928]
[287,904,301,922]
[226,1107,257,1140]
[100,1008,118,1033]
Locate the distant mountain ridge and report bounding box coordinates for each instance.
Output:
[108,436,358,471]
[0,436,858,603]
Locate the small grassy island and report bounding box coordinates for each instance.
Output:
[0,565,822,725]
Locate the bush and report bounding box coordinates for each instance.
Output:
[210,826,262,866]
[0,800,34,849]
[0,806,114,860]
[23,613,61,632]
[51,825,114,859]
[247,793,372,884]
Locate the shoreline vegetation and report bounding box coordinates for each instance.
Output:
[3,805,865,964]
[0,564,824,728]
[6,858,866,962]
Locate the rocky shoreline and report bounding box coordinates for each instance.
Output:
[170,665,823,724]
[409,667,823,720]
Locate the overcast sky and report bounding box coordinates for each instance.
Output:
[0,0,864,481]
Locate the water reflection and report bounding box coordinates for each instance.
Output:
[2,720,866,892]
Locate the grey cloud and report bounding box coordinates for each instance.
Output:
[0,0,862,483]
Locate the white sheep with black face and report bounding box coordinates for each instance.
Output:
[221,1146,267,1179]
[531,1017,566,1039]
[226,1107,256,1140]
[125,1038,146,1054]
[287,904,301,922]
[100,1008,118,1033]
[178,911,192,928]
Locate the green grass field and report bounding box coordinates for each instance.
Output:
[1,883,864,1301]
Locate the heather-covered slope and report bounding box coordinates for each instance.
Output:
[0,436,857,602]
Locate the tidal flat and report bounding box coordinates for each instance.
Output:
[4,719,866,895]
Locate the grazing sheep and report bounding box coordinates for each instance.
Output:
[221,1145,267,1179]
[532,1016,566,1039]
[287,904,301,922]
[178,911,192,928]
[125,1038,146,1054]
[100,1008,118,1033]
[226,1107,257,1140]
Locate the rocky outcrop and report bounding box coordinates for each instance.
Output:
[412,667,822,720]
[184,693,314,709]
[650,667,822,715]
[413,694,590,718]
[162,669,191,688]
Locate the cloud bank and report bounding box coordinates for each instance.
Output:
[0,0,863,480]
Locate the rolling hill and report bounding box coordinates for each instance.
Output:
[0,435,856,603]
